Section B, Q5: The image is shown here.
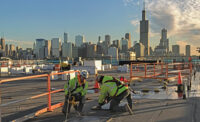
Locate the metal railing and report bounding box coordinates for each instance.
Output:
[130,62,192,81]
[0,70,80,122]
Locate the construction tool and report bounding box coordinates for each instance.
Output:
[64,93,81,122]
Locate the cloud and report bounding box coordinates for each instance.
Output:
[126,0,200,54]
[131,20,139,26]
[123,0,134,6]
[6,39,33,49]
[146,0,200,45]
[123,0,140,6]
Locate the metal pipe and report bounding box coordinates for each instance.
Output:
[130,63,132,80]
[0,74,48,84]
[145,64,147,78]
[47,74,52,111]
[166,64,168,79]
[0,89,63,107]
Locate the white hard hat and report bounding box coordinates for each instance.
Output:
[80,70,89,79]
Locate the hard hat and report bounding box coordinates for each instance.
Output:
[80,70,88,79]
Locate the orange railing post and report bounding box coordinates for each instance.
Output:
[47,74,52,111]
[154,64,155,77]
[130,63,132,80]
[145,64,147,78]
[166,64,168,79]
[178,64,181,70]
[0,84,1,122]
[190,62,192,74]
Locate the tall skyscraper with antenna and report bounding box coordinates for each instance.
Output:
[139,1,149,56]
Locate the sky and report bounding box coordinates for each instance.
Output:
[0,0,199,55]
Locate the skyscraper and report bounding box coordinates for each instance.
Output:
[113,40,120,49]
[51,38,60,58]
[64,32,68,43]
[172,45,180,56]
[108,47,118,60]
[154,28,169,56]
[139,2,149,56]
[0,37,5,56]
[44,40,51,58]
[186,45,191,57]
[72,45,78,58]
[35,39,45,59]
[134,43,145,58]
[9,44,15,57]
[87,44,97,58]
[0,37,5,51]
[5,44,8,56]
[75,35,85,47]
[121,38,128,53]
[98,36,101,42]
[125,33,131,49]
[160,28,169,52]
[62,42,73,58]
[105,35,111,46]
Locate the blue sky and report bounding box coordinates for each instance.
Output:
[0,0,199,55]
[0,0,142,45]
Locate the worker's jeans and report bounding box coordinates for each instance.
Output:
[110,90,132,112]
[62,94,85,115]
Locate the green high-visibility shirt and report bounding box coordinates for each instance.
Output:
[64,76,88,96]
[98,76,127,104]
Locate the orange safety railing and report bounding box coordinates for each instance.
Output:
[0,70,80,121]
[130,62,192,81]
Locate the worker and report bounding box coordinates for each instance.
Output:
[96,75,133,113]
[62,71,88,115]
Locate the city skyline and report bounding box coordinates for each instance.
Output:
[0,0,199,55]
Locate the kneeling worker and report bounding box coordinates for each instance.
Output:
[62,71,88,115]
[96,75,133,114]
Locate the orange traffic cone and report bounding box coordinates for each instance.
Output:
[178,72,182,85]
[94,81,100,89]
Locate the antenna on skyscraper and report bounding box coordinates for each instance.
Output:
[143,0,145,11]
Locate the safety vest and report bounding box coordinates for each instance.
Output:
[98,76,127,104]
[64,76,88,96]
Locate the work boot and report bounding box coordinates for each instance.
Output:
[124,103,133,115]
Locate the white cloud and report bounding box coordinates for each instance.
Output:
[131,20,139,26]
[123,0,133,6]
[126,0,200,54]
[146,0,200,45]
[123,0,140,6]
